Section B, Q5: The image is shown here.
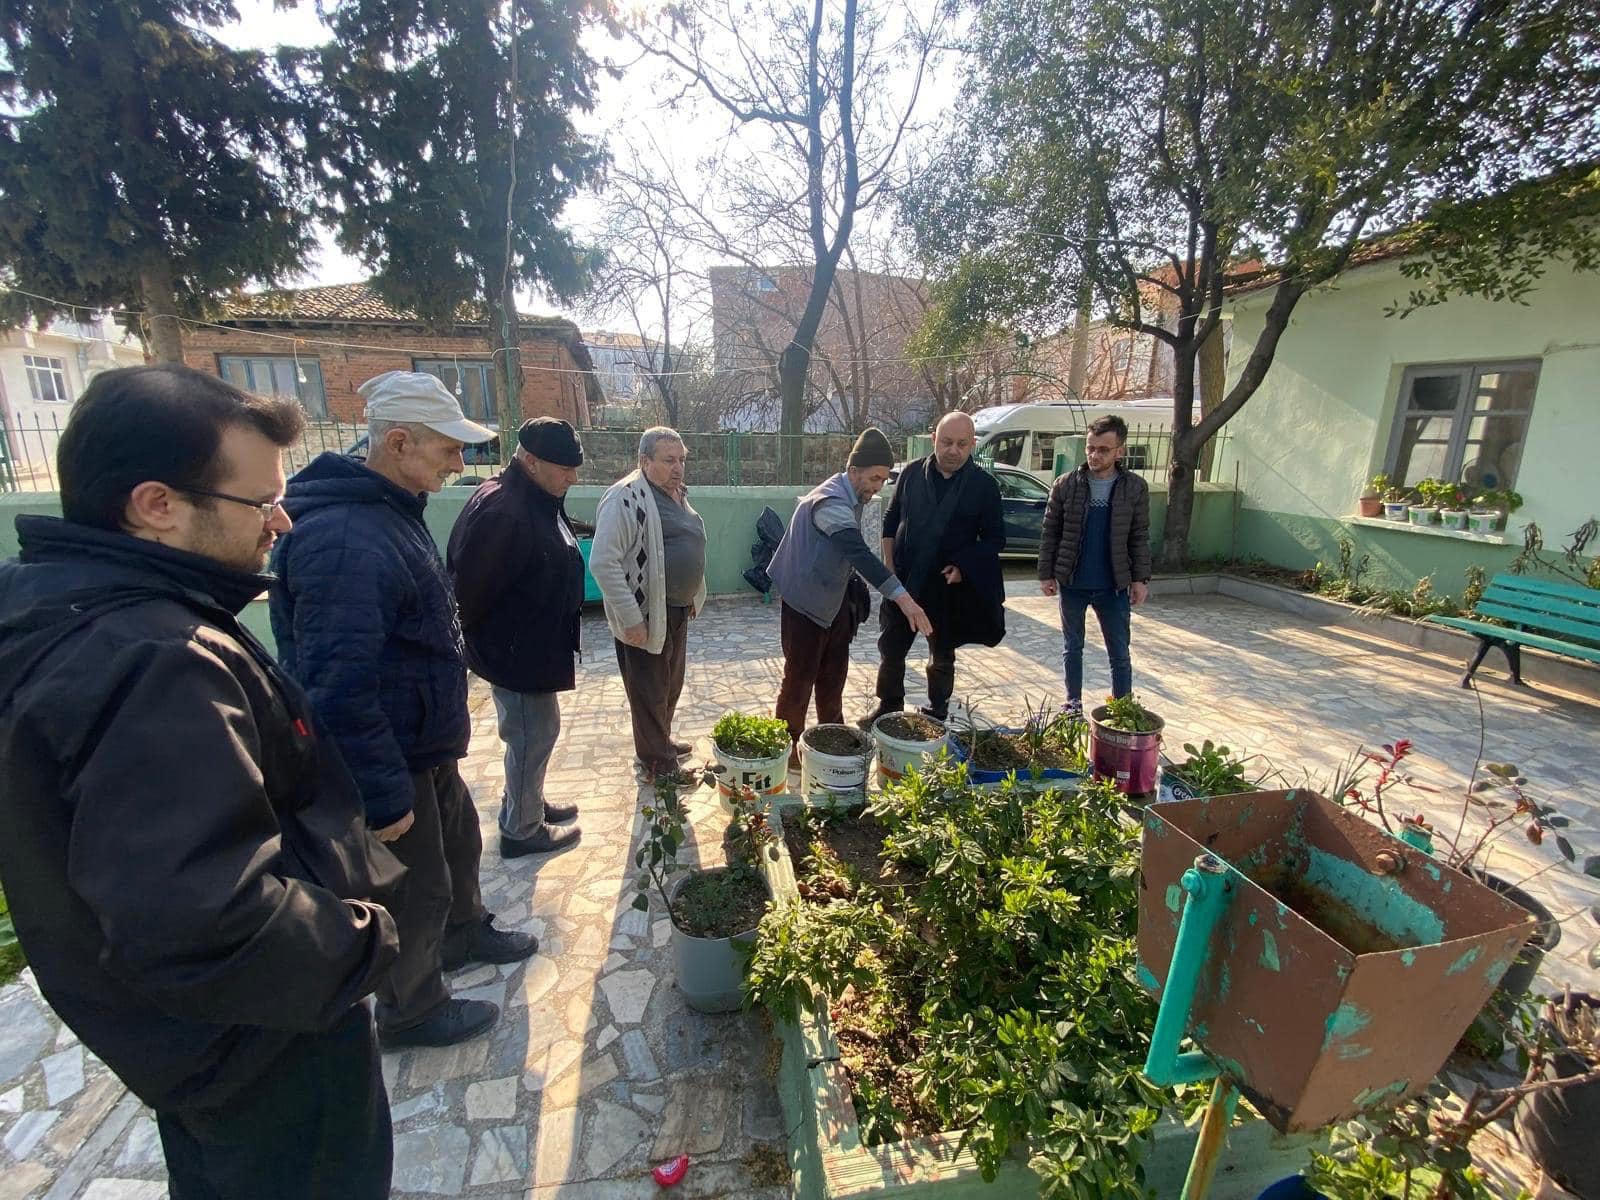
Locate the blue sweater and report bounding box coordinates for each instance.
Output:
[269,453,470,827]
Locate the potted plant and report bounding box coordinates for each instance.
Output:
[946,698,1088,784]
[1163,738,1268,800]
[1408,478,1442,526]
[709,710,793,802]
[1519,991,1600,1197]
[1382,480,1412,522]
[1433,480,1470,531]
[1359,474,1388,518]
[1088,691,1164,796]
[796,722,874,804]
[634,777,775,1013]
[1469,487,1523,533]
[869,710,948,783]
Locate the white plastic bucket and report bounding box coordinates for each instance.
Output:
[798,724,874,803]
[711,742,790,801]
[871,713,947,783]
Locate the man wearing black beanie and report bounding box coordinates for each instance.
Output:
[448,417,586,857]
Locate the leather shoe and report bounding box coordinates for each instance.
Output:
[441,914,539,970]
[379,998,498,1049]
[918,704,949,721]
[652,765,700,789]
[544,800,579,823]
[499,824,581,859]
[670,740,693,757]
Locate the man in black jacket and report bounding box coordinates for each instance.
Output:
[1037,414,1152,709]
[447,418,586,858]
[0,366,401,1200]
[864,411,1006,725]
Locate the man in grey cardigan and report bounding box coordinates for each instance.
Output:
[1037,414,1152,710]
[589,428,707,785]
[769,429,932,763]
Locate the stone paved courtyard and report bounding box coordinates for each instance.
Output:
[2,583,1598,1199]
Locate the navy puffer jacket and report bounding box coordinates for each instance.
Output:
[269,453,469,828]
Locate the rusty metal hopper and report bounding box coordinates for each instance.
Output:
[1138,789,1537,1133]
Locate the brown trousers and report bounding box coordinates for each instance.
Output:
[374,762,486,1031]
[775,600,855,745]
[615,605,690,773]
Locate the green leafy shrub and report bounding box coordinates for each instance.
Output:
[0,885,23,987]
[1166,740,1260,796]
[711,710,792,758]
[746,762,1163,1198]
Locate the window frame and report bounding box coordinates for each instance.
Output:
[413,358,498,424]
[217,354,329,419]
[23,354,70,403]
[1382,359,1539,490]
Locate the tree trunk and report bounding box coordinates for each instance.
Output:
[1159,344,1199,571]
[490,279,523,459]
[139,258,184,364]
[1196,321,1225,480]
[778,344,808,484]
[1067,278,1092,399]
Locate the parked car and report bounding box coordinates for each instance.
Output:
[971,398,1172,483]
[883,462,1049,560]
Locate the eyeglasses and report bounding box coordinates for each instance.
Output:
[172,486,285,521]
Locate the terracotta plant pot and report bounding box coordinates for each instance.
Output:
[1358,495,1383,518]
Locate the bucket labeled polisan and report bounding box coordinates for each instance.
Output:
[798,724,874,803]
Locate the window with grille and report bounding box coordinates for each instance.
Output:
[1385,362,1537,492]
[413,360,497,424]
[218,355,329,419]
[24,355,69,403]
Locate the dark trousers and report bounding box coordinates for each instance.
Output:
[875,595,956,714]
[157,1004,390,1200]
[776,601,855,744]
[1059,588,1133,703]
[375,762,487,1031]
[615,605,689,773]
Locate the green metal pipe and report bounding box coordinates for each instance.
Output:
[1143,853,1231,1088]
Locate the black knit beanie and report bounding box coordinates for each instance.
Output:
[848,427,894,469]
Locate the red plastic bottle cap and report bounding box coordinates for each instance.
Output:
[652,1154,690,1188]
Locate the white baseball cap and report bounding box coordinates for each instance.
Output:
[357,371,496,443]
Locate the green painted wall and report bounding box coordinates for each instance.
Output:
[1217,258,1600,593]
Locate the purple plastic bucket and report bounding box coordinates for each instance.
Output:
[1088,706,1164,796]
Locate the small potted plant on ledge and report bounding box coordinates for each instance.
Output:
[709,710,793,803]
[1382,479,1412,522]
[1408,478,1443,526]
[1359,473,1388,518]
[1470,487,1523,533]
[1434,480,1470,531]
[635,778,776,1013]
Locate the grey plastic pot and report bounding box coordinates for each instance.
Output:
[1517,992,1600,1198]
[669,871,768,1014]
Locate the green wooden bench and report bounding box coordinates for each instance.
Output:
[1426,573,1600,688]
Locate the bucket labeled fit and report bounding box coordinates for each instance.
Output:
[1089,705,1164,796]
[798,724,873,803]
[711,743,789,800]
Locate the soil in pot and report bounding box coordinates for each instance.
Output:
[877,712,945,742]
[804,725,872,755]
[671,865,769,938]
[962,728,1081,772]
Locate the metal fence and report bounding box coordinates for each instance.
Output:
[0,414,915,492]
[1,413,1223,493]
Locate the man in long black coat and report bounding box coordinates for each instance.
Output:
[864,411,1006,724]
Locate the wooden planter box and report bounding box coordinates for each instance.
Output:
[759,800,1321,1198]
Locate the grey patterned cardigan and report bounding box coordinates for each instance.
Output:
[589,469,707,653]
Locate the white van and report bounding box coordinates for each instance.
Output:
[972,399,1173,482]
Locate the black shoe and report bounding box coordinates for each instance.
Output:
[379,998,498,1049]
[670,740,693,757]
[857,704,902,731]
[441,914,540,970]
[918,704,949,721]
[499,824,582,860]
[544,800,579,823]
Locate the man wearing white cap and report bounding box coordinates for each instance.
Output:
[270,371,538,1049]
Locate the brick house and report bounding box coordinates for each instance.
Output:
[182,283,601,430]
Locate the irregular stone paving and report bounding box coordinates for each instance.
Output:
[2,581,1597,1198]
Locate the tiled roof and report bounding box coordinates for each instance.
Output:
[219,282,571,330]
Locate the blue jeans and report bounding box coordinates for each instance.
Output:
[1059,588,1132,704]
[491,686,561,840]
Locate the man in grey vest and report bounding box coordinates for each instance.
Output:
[769,429,932,764]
